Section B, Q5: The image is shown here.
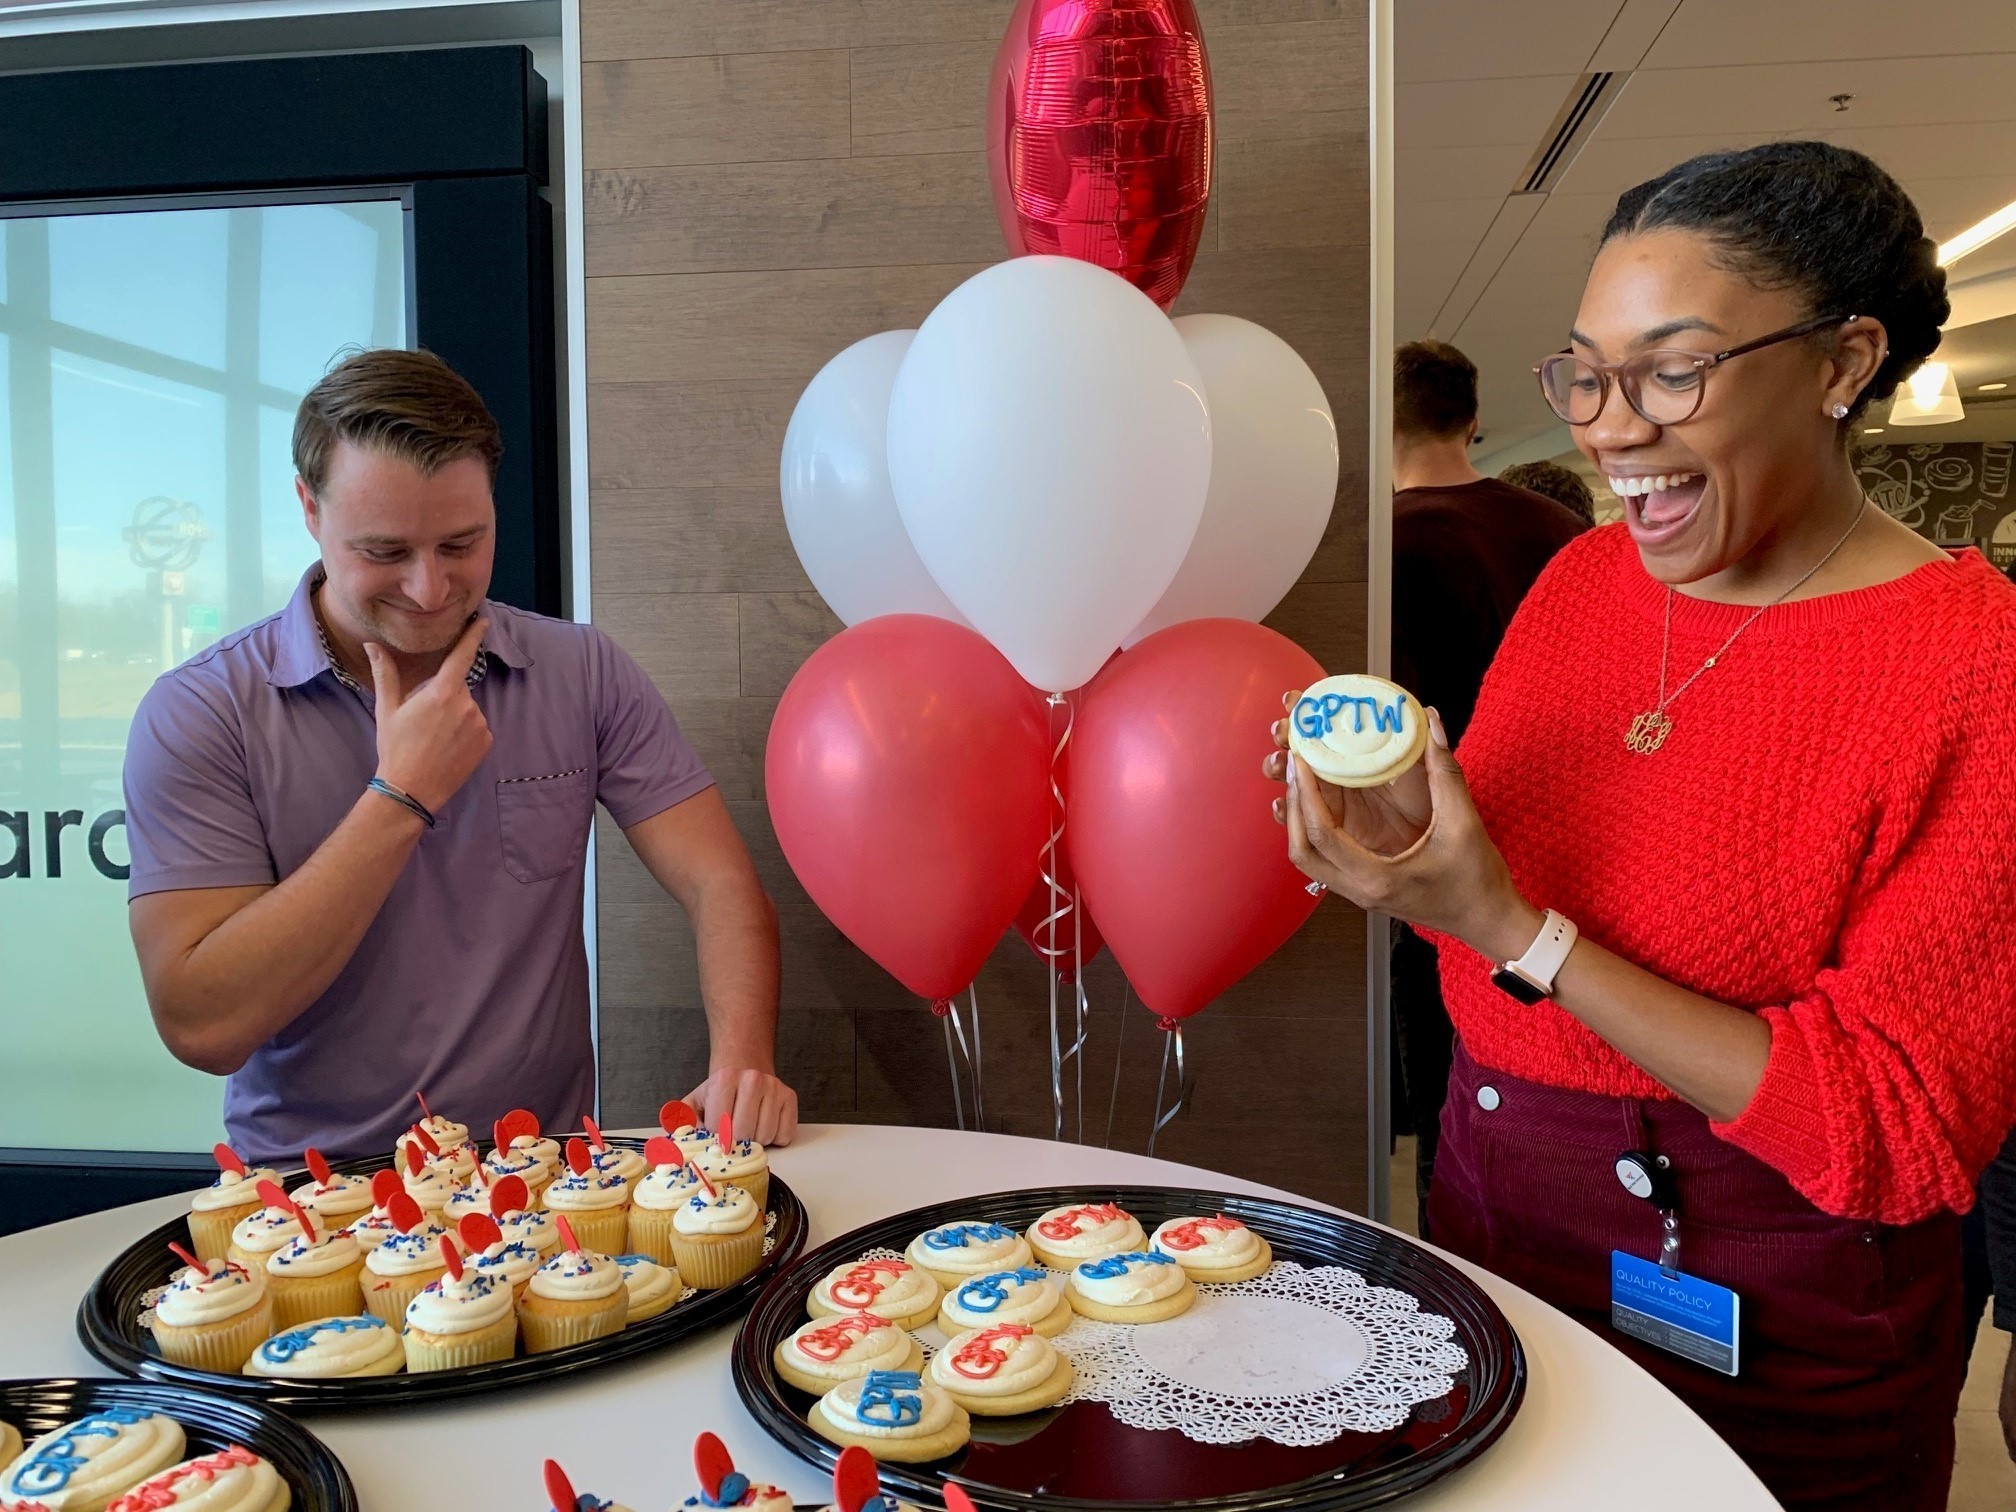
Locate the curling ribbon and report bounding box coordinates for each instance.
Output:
[1147,1018,1192,1157]
[1041,693,1088,1140]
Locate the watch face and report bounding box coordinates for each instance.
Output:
[1490,966,1548,1005]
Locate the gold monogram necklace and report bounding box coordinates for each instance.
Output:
[1624,503,1866,754]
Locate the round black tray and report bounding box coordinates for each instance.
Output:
[734,1185,1523,1512]
[77,1140,807,1409]
[0,1376,357,1510]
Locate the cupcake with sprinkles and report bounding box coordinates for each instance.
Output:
[398,1142,459,1231]
[675,1432,793,1512]
[343,1170,411,1254]
[147,1242,274,1375]
[664,1169,765,1290]
[817,1446,928,1512]
[626,1137,706,1264]
[482,1108,560,1193]
[658,1098,716,1163]
[936,1266,1072,1338]
[187,1143,278,1263]
[901,1220,1033,1290]
[1,1409,186,1511]
[1150,1213,1272,1284]
[928,1322,1073,1416]
[810,1369,970,1463]
[489,1175,560,1264]
[1066,1250,1195,1323]
[543,1459,633,1512]
[542,1138,634,1256]
[360,1192,451,1325]
[287,1147,375,1232]
[693,1112,770,1208]
[224,1192,302,1275]
[103,1444,287,1512]
[403,1235,518,1371]
[1024,1202,1145,1270]
[461,1208,547,1303]
[582,1115,648,1192]
[610,1252,685,1324]
[806,1258,940,1331]
[517,1215,629,1354]
[245,1314,405,1378]
[394,1093,471,1174]
[773,1311,921,1396]
[258,1182,365,1331]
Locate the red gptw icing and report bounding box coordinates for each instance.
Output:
[1037,1203,1126,1242]
[830,1260,910,1309]
[1157,1214,1246,1251]
[796,1315,886,1362]
[950,1323,1033,1379]
[106,1446,260,1511]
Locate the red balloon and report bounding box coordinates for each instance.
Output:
[766,616,1051,1004]
[1069,619,1324,1019]
[988,0,1215,310]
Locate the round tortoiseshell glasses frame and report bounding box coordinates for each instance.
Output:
[1533,313,1856,426]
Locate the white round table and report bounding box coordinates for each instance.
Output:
[0,1125,1779,1509]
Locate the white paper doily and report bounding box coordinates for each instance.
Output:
[853,1248,1468,1448]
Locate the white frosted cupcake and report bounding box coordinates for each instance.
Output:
[611,1253,685,1324]
[396,1109,470,1168]
[1026,1202,1146,1269]
[484,1109,561,1185]
[545,1461,635,1512]
[903,1220,1033,1289]
[658,1098,717,1162]
[676,1433,794,1512]
[1,1410,186,1509]
[187,1145,279,1263]
[399,1146,459,1228]
[583,1116,648,1191]
[245,1314,406,1377]
[289,1148,375,1229]
[694,1115,770,1208]
[817,1446,926,1512]
[773,1311,922,1395]
[627,1137,707,1264]
[1150,1213,1273,1283]
[103,1445,285,1512]
[342,1170,411,1254]
[543,1138,634,1257]
[937,1266,1073,1338]
[929,1322,1073,1415]
[517,1221,629,1354]
[225,1202,302,1274]
[806,1258,940,1331]
[148,1249,273,1374]
[263,1202,365,1332]
[396,1121,477,1183]
[403,1241,518,1371]
[459,1210,547,1301]
[1065,1250,1195,1323]
[665,1182,763,1290]
[810,1370,970,1463]
[361,1195,452,1326]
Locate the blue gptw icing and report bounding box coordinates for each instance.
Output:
[922,1222,1013,1250]
[1294,691,1408,739]
[955,1266,1050,1311]
[11,1408,154,1496]
[855,1370,924,1426]
[1077,1251,1175,1281]
[256,1314,386,1363]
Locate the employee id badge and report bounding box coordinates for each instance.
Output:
[1610,1250,1740,1377]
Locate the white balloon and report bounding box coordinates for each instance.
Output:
[887,256,1211,693]
[1125,314,1338,646]
[780,330,969,627]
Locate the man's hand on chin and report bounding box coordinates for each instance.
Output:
[688,1066,799,1146]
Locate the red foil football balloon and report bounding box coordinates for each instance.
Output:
[989,0,1214,309]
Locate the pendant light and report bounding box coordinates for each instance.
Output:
[1888,361,1965,426]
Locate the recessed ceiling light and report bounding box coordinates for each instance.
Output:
[1863,427,1884,434]
[1981,382,2009,391]
[1939,199,2016,265]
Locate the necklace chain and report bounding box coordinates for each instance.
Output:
[1625,503,1866,754]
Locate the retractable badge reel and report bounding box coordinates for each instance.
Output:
[1608,1148,1742,1377]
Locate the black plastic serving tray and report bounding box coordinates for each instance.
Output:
[76,1140,807,1409]
[0,1376,358,1510]
[734,1185,1523,1512]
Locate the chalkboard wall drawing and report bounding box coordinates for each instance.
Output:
[1854,440,2016,569]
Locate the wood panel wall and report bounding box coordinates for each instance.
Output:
[579,0,1372,1210]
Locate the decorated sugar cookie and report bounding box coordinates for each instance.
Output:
[774,1311,922,1394]
[2,1409,186,1510]
[809,1369,971,1464]
[1150,1213,1273,1283]
[1066,1249,1196,1323]
[902,1220,1034,1288]
[1287,673,1427,788]
[103,1444,286,1512]
[937,1265,1073,1337]
[928,1322,1074,1415]
[1024,1202,1145,1269]
[806,1258,941,1330]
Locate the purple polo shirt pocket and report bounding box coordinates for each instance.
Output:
[494,767,591,883]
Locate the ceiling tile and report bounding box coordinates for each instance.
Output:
[1398,0,1625,82]
[1397,141,1534,202]
[1398,195,1506,246]
[1646,0,2016,68]
[1397,73,1583,149]
[1604,54,2016,141]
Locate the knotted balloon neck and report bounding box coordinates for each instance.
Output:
[930,998,953,1019]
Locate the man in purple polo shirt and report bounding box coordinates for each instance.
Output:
[122,349,795,1164]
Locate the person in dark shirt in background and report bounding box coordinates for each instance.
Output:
[1498,458,1597,526]
[1388,340,1586,1224]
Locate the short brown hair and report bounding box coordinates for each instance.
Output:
[293,348,504,497]
[1393,339,1478,440]
[1499,460,1595,525]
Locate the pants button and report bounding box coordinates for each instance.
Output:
[1476,1085,1501,1112]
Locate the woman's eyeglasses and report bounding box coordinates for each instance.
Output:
[1533,313,1853,426]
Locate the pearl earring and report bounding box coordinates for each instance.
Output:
[1830,403,1850,419]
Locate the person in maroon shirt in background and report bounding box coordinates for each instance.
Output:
[1387,340,1586,1224]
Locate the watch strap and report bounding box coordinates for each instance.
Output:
[1496,909,1577,1000]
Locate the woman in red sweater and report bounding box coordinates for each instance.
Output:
[1273,141,2016,1510]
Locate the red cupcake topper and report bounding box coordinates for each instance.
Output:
[409,1123,442,1158]
[415,1090,434,1123]
[386,1192,427,1235]
[490,1174,530,1218]
[256,1180,315,1244]
[542,1459,577,1512]
[404,1144,425,1177]
[370,1169,402,1210]
[833,1445,881,1512]
[439,1235,464,1281]
[555,1214,582,1254]
[944,1485,979,1512]
[458,1213,503,1254]
[166,1240,207,1276]
[717,1111,734,1151]
[950,1323,1033,1379]
[211,1143,247,1178]
[693,1431,734,1502]
[565,1137,592,1177]
[659,1099,698,1135]
[497,1108,541,1147]
[304,1148,333,1188]
[583,1115,607,1154]
[643,1136,683,1169]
